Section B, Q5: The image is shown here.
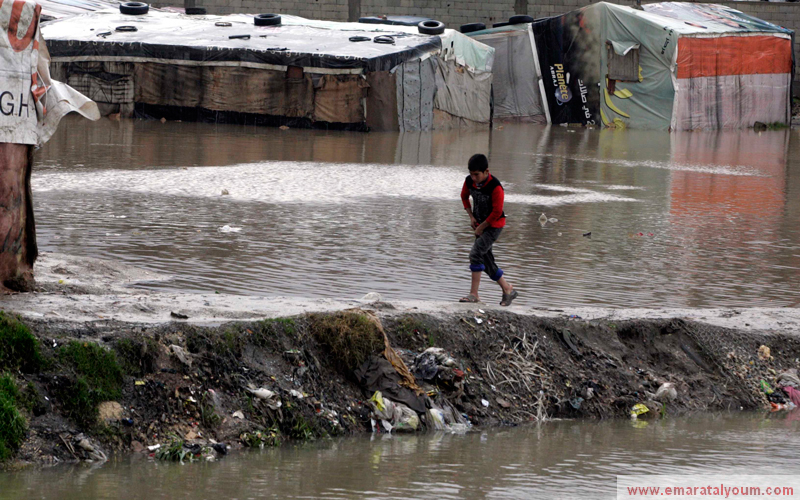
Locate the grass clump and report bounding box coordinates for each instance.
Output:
[56,342,124,428]
[0,312,43,373]
[240,427,280,448]
[0,374,27,461]
[308,311,384,373]
[114,337,159,376]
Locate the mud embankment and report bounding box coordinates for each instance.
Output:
[2,305,798,468]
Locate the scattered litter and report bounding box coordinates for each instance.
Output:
[170,344,193,367]
[478,309,485,314]
[758,345,772,361]
[630,403,649,418]
[170,311,189,320]
[481,398,490,407]
[245,385,282,410]
[475,317,483,324]
[761,380,774,395]
[569,396,584,410]
[655,382,677,402]
[134,380,145,386]
[279,125,290,130]
[289,389,304,399]
[219,225,242,233]
[361,292,382,301]
[232,410,244,419]
[538,213,548,226]
[147,444,161,451]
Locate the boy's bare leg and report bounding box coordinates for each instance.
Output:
[497,276,513,295]
[469,271,482,299]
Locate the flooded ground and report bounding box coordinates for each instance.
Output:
[32,118,800,308]
[3,413,800,499]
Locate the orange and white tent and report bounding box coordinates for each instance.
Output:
[523,2,793,130]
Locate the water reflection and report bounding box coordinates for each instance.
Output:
[2,414,800,499]
[32,118,800,307]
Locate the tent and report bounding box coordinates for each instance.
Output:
[467,2,793,130]
[42,11,495,131]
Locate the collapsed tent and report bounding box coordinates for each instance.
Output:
[466,2,793,130]
[41,11,495,131]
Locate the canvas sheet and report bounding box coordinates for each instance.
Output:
[472,27,543,119]
[672,34,792,129]
[1,0,98,145]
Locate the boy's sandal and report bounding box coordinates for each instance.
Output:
[459,294,480,303]
[500,290,518,307]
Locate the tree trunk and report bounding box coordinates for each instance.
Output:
[0,142,37,292]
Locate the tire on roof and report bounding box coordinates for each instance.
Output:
[418,20,445,35]
[120,2,149,15]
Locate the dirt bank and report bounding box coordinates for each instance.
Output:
[2,302,799,469]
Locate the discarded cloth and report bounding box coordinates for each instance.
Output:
[783,386,800,407]
[355,355,427,414]
[778,369,800,389]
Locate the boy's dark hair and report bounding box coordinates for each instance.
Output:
[468,154,489,172]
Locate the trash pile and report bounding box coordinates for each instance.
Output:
[358,345,471,434]
[762,368,800,411]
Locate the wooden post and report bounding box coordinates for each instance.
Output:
[0,143,37,292]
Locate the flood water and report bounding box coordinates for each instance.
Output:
[32,118,800,307]
[2,413,800,499]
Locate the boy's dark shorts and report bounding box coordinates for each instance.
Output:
[469,227,503,281]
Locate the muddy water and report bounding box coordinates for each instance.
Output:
[3,413,800,499]
[32,118,800,308]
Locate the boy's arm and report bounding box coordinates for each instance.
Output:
[461,181,477,228]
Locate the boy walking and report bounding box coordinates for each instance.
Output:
[459,154,518,306]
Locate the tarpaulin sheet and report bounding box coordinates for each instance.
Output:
[642,2,792,35]
[134,63,316,117]
[1,0,98,145]
[432,57,492,124]
[472,26,543,119]
[531,8,601,125]
[672,34,792,129]
[42,11,441,72]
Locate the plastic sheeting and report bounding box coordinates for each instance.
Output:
[528,2,793,130]
[472,25,543,120]
[672,34,792,129]
[43,12,494,74]
[0,0,98,145]
[432,58,492,124]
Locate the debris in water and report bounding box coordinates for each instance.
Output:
[170,311,189,320]
[538,213,548,226]
[221,189,230,195]
[219,225,242,233]
[583,232,592,237]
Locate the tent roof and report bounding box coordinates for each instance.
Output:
[42,11,494,72]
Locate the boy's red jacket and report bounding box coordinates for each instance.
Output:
[461,174,506,228]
